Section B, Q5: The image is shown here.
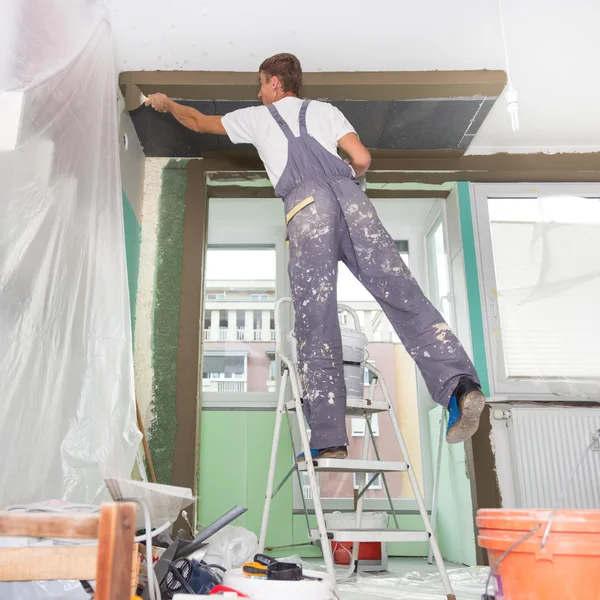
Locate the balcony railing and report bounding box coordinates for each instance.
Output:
[203,329,276,342]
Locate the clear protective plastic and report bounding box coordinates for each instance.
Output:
[281,555,489,599]
[0,1,141,508]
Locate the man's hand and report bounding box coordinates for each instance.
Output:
[338,133,371,178]
[145,92,227,135]
[145,93,172,113]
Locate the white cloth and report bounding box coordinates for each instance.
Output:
[221,97,356,188]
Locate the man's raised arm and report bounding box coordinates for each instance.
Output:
[146,93,227,135]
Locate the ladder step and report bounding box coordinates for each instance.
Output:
[285,398,389,415]
[310,529,430,543]
[298,458,408,473]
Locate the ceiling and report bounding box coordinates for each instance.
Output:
[109,0,600,156]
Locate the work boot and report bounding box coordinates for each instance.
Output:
[297,446,348,462]
[446,378,486,444]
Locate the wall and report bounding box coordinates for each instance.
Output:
[148,160,188,483]
[119,108,145,332]
[122,191,141,327]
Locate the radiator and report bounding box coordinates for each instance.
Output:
[508,406,600,509]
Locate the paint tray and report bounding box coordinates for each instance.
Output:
[105,477,195,530]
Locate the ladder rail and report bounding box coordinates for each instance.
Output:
[368,362,456,600]
[258,368,289,553]
[284,400,312,535]
[428,410,447,564]
[285,353,338,592]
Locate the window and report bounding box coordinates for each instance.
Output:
[364,360,375,385]
[473,184,600,398]
[202,352,248,392]
[300,472,314,500]
[351,414,380,437]
[353,472,382,490]
[201,242,278,401]
[426,219,453,327]
[251,294,269,301]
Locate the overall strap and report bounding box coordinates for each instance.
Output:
[266,104,294,140]
[299,99,312,135]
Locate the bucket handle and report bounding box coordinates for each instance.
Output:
[337,303,362,332]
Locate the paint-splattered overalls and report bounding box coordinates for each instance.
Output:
[267,99,480,449]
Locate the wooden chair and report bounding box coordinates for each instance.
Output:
[0,502,138,600]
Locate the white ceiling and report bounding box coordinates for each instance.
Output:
[109,0,600,155]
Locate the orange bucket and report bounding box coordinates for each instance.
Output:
[477,509,600,600]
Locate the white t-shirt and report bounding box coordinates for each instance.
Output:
[221,97,356,187]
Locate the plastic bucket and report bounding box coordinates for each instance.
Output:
[341,328,368,401]
[325,512,388,565]
[288,328,367,401]
[477,509,600,600]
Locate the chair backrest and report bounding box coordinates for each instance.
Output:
[0,502,137,600]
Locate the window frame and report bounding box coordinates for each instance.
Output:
[201,236,286,409]
[351,414,380,437]
[353,472,382,491]
[471,183,600,401]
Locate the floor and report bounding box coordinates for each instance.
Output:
[303,557,490,599]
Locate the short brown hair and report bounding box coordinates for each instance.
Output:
[259,53,303,95]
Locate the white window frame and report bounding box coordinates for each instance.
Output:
[471,183,600,401]
[201,213,287,409]
[423,200,456,330]
[353,472,382,491]
[351,414,380,437]
[202,351,248,383]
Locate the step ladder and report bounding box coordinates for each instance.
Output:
[258,298,456,600]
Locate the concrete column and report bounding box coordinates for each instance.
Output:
[244,310,253,341]
[210,310,220,342]
[261,310,271,341]
[228,310,237,341]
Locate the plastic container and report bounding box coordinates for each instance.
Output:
[223,568,335,600]
[288,327,367,401]
[325,511,388,566]
[477,509,600,600]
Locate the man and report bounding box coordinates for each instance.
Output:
[147,53,485,459]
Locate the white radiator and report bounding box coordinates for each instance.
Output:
[508,406,600,509]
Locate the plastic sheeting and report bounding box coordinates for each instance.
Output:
[281,556,488,599]
[0,1,141,507]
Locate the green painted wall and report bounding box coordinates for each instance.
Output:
[122,190,141,332]
[198,411,294,554]
[198,410,431,558]
[428,406,477,565]
[149,160,188,484]
[457,182,490,396]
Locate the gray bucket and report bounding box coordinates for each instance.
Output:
[288,327,368,401]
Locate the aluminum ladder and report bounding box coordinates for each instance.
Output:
[258,298,456,600]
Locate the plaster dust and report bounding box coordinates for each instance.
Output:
[134,158,168,430]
